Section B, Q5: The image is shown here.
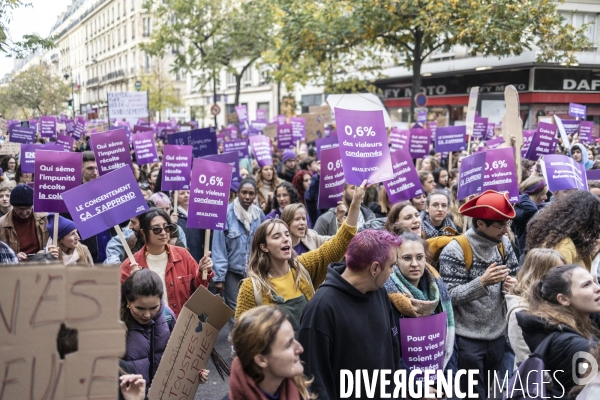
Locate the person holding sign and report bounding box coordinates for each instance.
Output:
[570,143,594,170]
[235,180,368,331]
[383,232,455,373]
[45,215,93,266]
[120,208,214,317]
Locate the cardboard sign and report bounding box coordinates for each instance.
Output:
[107,92,149,128]
[162,145,193,191]
[0,263,125,399]
[308,105,332,124]
[300,113,325,143]
[34,150,82,213]
[318,146,344,209]
[132,131,159,164]
[569,103,587,119]
[465,87,479,142]
[223,139,249,158]
[190,127,218,158]
[9,126,35,144]
[263,124,277,139]
[187,159,233,230]
[384,149,424,203]
[250,135,273,167]
[541,154,587,192]
[148,287,233,400]
[435,126,465,153]
[0,142,21,155]
[90,129,133,176]
[334,108,393,185]
[227,112,239,125]
[62,166,149,239]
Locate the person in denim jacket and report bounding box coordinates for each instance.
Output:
[213,178,265,326]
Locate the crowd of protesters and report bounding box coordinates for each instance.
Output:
[4,119,600,400]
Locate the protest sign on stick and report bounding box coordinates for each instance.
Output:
[20,143,64,174]
[569,103,587,119]
[40,116,57,139]
[9,125,35,144]
[107,92,150,128]
[465,87,479,155]
[457,152,486,201]
[501,86,524,183]
[132,131,159,164]
[541,154,587,192]
[90,129,133,176]
[399,312,447,381]
[524,122,558,161]
[384,148,424,203]
[190,127,218,158]
[318,146,344,209]
[223,139,249,158]
[408,127,431,160]
[162,145,193,192]
[553,115,571,149]
[334,108,393,185]
[277,123,294,149]
[250,135,273,167]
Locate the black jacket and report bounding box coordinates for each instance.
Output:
[298,263,404,400]
[368,202,387,219]
[512,194,539,253]
[517,312,599,398]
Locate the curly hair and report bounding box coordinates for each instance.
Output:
[526,190,600,260]
[271,181,300,210]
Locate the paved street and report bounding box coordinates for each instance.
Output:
[194,322,232,400]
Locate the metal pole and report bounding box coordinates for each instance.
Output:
[71,80,75,119]
[213,68,218,128]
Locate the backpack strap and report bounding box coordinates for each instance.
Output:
[454,235,505,272]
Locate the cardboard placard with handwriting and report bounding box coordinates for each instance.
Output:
[227,112,239,125]
[263,124,277,139]
[0,263,125,399]
[308,105,332,124]
[0,142,21,155]
[300,113,325,143]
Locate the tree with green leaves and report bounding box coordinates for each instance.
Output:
[140,60,183,121]
[3,63,70,117]
[0,0,55,57]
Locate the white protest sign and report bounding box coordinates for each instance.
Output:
[107,92,150,128]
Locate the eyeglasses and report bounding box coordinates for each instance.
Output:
[399,254,425,263]
[491,221,512,229]
[150,224,177,235]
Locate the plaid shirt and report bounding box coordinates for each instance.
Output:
[0,240,18,264]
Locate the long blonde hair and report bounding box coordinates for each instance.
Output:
[510,248,566,297]
[232,306,316,400]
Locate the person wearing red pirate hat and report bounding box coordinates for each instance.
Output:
[439,190,520,399]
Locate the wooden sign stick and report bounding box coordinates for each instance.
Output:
[53,213,59,247]
[465,87,479,156]
[203,230,211,280]
[502,86,524,184]
[115,224,135,263]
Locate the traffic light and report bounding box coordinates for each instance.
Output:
[67,99,73,111]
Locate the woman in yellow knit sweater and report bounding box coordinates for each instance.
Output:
[235,180,367,331]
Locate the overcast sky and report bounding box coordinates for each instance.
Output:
[1,0,73,76]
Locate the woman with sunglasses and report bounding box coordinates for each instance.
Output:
[120,208,213,317]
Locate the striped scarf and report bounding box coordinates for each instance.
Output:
[384,263,456,368]
[420,211,457,238]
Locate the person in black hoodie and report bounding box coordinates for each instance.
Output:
[298,229,407,400]
[517,264,600,398]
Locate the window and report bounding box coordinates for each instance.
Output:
[226,72,236,89]
[242,67,252,88]
[132,51,136,70]
[259,65,270,85]
[143,18,152,37]
[562,12,596,45]
[132,21,135,39]
[131,0,135,11]
[301,94,323,113]
[144,53,152,72]
[257,102,270,121]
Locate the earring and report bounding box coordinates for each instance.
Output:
[127,304,130,309]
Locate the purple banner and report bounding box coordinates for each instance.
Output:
[579,121,594,143]
[235,105,248,124]
[316,136,339,160]
[290,117,306,143]
[21,144,64,174]
[223,139,249,159]
[569,103,587,119]
[520,130,535,157]
[435,125,465,153]
[334,108,394,184]
[277,124,294,149]
[457,152,486,201]
[390,129,410,152]
[190,127,217,158]
[162,145,192,191]
[250,135,273,167]
[202,151,240,184]
[73,117,86,140]
[486,137,505,150]
[132,131,159,165]
[256,109,267,122]
[40,116,57,139]
[485,123,496,140]
[472,117,488,140]
[408,128,432,159]
[586,169,600,181]
[524,122,558,161]
[416,111,427,124]
[384,148,424,203]
[90,129,133,176]
[275,115,287,125]
[62,166,148,239]
[133,125,155,134]
[318,146,344,209]
[399,312,447,379]
[9,126,35,144]
[34,150,82,213]
[562,119,580,137]
[56,134,75,152]
[542,154,587,192]
[483,147,519,203]
[429,121,437,141]
[187,158,233,230]
[166,130,191,146]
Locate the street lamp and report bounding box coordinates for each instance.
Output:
[64,73,76,118]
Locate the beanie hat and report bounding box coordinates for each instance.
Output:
[282,149,297,163]
[459,190,516,221]
[47,215,78,241]
[10,184,33,207]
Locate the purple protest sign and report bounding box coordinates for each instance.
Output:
[485,123,496,140]
[486,137,505,150]
[187,158,233,230]
[562,119,580,138]
[579,121,594,143]
[520,130,535,157]
[586,169,600,181]
[132,131,159,164]
[429,121,437,140]
[34,150,82,213]
[21,144,64,174]
[256,109,267,121]
[223,139,249,158]
[133,125,155,134]
[483,147,519,203]
[202,151,240,183]
[384,149,424,203]
[250,135,273,167]
[457,152,486,201]
[542,154,587,192]
[166,130,191,146]
[9,126,35,144]
[290,117,306,143]
[162,145,192,191]
[416,111,427,124]
[390,129,410,152]
[251,120,267,134]
[90,129,133,176]
[73,117,85,140]
[318,146,344,209]
[56,134,75,152]
[334,108,393,184]
[408,128,432,159]
[569,103,587,119]
[524,122,558,161]
[277,124,294,149]
[62,166,148,239]
[316,136,339,160]
[40,116,57,139]
[399,312,447,379]
[275,115,287,125]
[189,127,217,158]
[472,117,488,140]
[435,126,465,153]
[235,105,248,125]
